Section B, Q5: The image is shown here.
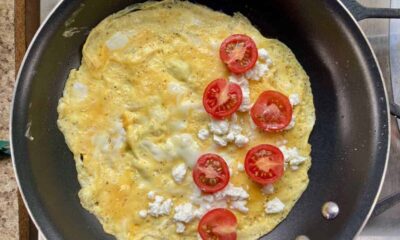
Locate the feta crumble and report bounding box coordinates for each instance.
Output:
[209,119,230,135]
[213,134,227,147]
[138,210,148,218]
[265,197,285,214]
[190,183,249,217]
[147,191,155,200]
[197,128,210,140]
[261,184,274,195]
[244,62,269,81]
[289,93,300,106]
[173,203,196,223]
[230,200,249,213]
[279,146,307,170]
[167,82,186,95]
[229,75,251,112]
[172,163,187,183]
[284,115,296,130]
[148,196,173,217]
[176,222,186,233]
[234,134,249,147]
[237,163,244,172]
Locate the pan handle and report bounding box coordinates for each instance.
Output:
[341,0,400,20]
[340,0,400,119]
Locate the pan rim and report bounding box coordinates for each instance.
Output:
[9,0,391,239]
[10,0,66,239]
[335,0,391,237]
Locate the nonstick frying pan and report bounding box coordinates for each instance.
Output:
[10,0,400,239]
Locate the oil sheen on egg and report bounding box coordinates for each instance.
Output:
[57,1,315,239]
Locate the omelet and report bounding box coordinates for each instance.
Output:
[57,1,315,239]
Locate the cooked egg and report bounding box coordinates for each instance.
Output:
[57,1,315,239]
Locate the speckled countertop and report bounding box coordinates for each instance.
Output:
[0,0,19,239]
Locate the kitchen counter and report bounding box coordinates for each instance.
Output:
[0,0,19,239]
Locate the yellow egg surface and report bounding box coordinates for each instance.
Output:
[57,1,316,239]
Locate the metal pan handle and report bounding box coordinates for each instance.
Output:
[341,0,400,20]
[341,0,400,119]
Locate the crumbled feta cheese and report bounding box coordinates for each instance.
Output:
[72,82,88,101]
[215,184,249,201]
[106,32,129,50]
[168,82,186,95]
[225,132,236,142]
[244,62,269,81]
[289,94,300,106]
[213,134,227,147]
[147,191,155,200]
[237,163,244,172]
[138,210,148,218]
[231,200,249,213]
[229,75,251,112]
[279,146,307,169]
[261,184,274,195]
[265,197,285,214]
[209,119,229,135]
[173,203,196,223]
[176,222,186,233]
[284,115,296,130]
[172,163,187,183]
[190,183,249,218]
[234,134,249,147]
[197,128,210,140]
[258,48,270,62]
[148,196,173,217]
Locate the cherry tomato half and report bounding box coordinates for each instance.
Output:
[203,78,242,119]
[219,34,258,74]
[198,208,237,240]
[250,90,292,132]
[244,144,284,185]
[193,153,230,193]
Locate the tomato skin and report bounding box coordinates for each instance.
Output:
[193,153,230,193]
[250,90,293,132]
[203,78,243,119]
[198,208,237,240]
[219,34,258,74]
[244,144,284,185]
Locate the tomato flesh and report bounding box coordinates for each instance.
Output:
[198,208,237,240]
[250,90,292,132]
[203,78,242,119]
[244,144,284,185]
[193,154,230,193]
[219,34,258,74]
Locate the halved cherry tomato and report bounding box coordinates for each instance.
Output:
[193,153,230,193]
[203,78,242,119]
[198,208,237,240]
[250,90,292,132]
[219,34,258,74]
[244,144,284,185]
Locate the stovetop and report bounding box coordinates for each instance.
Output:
[39,0,400,239]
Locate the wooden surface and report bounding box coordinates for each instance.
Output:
[14,0,40,239]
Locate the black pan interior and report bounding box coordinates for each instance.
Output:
[12,0,389,239]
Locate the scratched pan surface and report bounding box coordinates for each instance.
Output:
[11,0,389,239]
